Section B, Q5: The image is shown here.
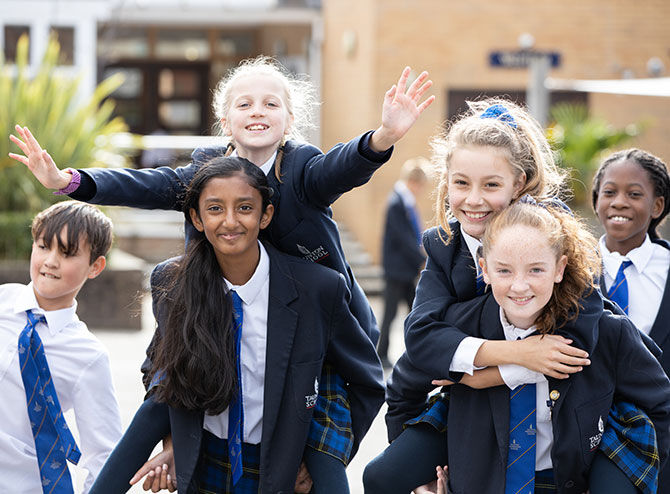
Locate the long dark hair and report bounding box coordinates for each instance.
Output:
[150,156,273,413]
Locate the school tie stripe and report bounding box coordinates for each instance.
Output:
[505,383,536,494]
[19,310,80,494]
[476,272,486,296]
[229,291,245,486]
[608,260,633,315]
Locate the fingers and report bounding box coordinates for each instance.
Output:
[417,94,436,113]
[130,462,155,485]
[431,379,454,387]
[23,126,42,154]
[9,133,29,154]
[385,84,397,101]
[7,152,28,166]
[395,66,411,94]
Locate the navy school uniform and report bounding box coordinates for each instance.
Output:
[92,242,385,494]
[69,132,391,346]
[388,294,670,494]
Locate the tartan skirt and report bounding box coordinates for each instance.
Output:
[195,430,261,494]
[306,364,354,465]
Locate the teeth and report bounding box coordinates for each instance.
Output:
[42,273,58,279]
[610,216,630,223]
[512,296,532,302]
[247,124,267,131]
[465,211,488,219]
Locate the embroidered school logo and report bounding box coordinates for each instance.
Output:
[589,415,604,450]
[305,377,319,409]
[509,439,521,451]
[296,244,330,263]
[525,424,536,436]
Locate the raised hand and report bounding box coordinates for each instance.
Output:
[9,125,73,190]
[370,66,435,152]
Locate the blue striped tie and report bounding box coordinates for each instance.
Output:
[608,260,633,314]
[229,291,244,485]
[506,383,536,494]
[19,310,81,494]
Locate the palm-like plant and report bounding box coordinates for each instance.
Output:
[547,102,643,204]
[0,34,128,258]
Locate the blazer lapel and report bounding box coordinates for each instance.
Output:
[169,407,204,493]
[649,262,670,347]
[260,245,299,461]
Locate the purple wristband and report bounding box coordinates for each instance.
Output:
[54,168,81,195]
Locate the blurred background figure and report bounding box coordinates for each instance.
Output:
[377,157,428,368]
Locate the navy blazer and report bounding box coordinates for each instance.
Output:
[70,133,391,345]
[381,190,426,282]
[146,243,385,494]
[389,295,670,494]
[403,221,630,381]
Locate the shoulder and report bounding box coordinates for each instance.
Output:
[0,283,24,305]
[596,310,639,347]
[190,146,228,164]
[267,244,344,293]
[423,222,463,254]
[282,139,322,163]
[62,319,111,363]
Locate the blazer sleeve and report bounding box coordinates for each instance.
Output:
[403,230,473,380]
[70,147,225,209]
[385,351,440,442]
[614,317,670,466]
[325,273,386,456]
[298,132,392,208]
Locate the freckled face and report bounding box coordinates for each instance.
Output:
[481,225,567,329]
[595,159,664,255]
[448,146,525,239]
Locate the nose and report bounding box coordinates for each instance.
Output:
[510,274,529,292]
[465,187,483,206]
[222,209,238,227]
[44,246,60,267]
[610,191,628,209]
[250,101,266,117]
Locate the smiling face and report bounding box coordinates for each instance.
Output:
[30,227,105,311]
[447,145,525,239]
[481,224,567,329]
[221,73,294,166]
[595,159,664,255]
[190,174,274,278]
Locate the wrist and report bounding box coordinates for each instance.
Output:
[53,168,81,195]
[370,126,396,152]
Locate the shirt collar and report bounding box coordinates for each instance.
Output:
[229,149,277,177]
[460,226,483,271]
[499,307,537,340]
[224,241,270,306]
[394,180,416,208]
[13,283,80,336]
[599,234,654,277]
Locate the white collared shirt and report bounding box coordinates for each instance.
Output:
[450,227,488,374]
[203,241,270,444]
[229,148,277,176]
[499,309,553,471]
[0,283,122,494]
[600,235,670,335]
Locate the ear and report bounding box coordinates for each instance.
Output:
[512,171,528,199]
[87,256,106,280]
[652,195,665,219]
[220,117,232,136]
[479,257,490,284]
[189,208,205,232]
[260,204,274,230]
[554,254,568,283]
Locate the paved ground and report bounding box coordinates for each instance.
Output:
[73,294,409,493]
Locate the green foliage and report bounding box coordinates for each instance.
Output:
[0,211,34,260]
[0,34,128,214]
[547,102,643,203]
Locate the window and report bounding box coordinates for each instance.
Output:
[50,26,75,65]
[4,25,30,63]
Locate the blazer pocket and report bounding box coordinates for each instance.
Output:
[575,390,613,461]
[290,358,324,423]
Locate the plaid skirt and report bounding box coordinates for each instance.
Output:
[306,364,354,465]
[534,469,556,493]
[195,430,261,494]
[403,391,450,433]
[599,401,659,494]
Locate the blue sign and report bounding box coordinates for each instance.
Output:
[489,50,561,69]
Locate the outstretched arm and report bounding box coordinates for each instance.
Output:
[369,66,435,152]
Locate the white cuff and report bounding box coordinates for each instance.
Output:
[450,337,487,375]
[499,364,545,389]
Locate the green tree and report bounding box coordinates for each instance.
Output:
[547,102,643,204]
[0,34,128,258]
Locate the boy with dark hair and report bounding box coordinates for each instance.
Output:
[0,200,122,493]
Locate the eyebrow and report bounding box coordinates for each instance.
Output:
[602,180,645,189]
[202,196,256,203]
[451,172,506,180]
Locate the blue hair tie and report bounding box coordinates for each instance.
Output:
[518,194,574,216]
[480,104,518,129]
